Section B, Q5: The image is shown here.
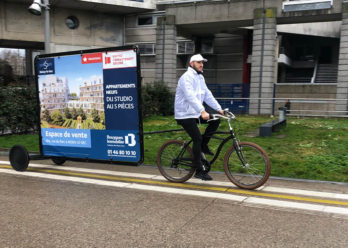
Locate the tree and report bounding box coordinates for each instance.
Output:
[71,107,78,120]
[0,59,14,86]
[63,107,72,119]
[51,110,64,126]
[91,109,100,123]
[42,109,52,123]
[100,112,105,125]
[77,107,86,120]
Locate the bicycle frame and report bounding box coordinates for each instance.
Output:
[178,116,249,168]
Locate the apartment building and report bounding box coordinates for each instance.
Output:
[40,75,69,111]
[79,77,104,113]
[2,0,348,116]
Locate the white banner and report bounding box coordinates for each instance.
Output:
[102,50,137,69]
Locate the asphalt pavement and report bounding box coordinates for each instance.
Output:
[1,155,348,248]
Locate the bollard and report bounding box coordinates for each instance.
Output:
[278,107,286,121]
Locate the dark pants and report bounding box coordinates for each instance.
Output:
[176,117,220,168]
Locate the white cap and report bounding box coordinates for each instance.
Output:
[190,54,207,63]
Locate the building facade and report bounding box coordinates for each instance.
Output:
[79,77,104,113]
[2,0,348,116]
[40,75,69,111]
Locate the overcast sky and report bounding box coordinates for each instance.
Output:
[0,48,25,58]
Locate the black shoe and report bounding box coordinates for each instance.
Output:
[202,145,214,156]
[194,170,213,181]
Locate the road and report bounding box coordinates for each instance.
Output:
[0,156,348,247]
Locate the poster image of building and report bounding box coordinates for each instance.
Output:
[38,54,105,130]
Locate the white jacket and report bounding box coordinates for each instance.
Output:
[174,67,221,119]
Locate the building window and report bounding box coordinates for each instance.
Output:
[138,43,156,56]
[65,16,79,30]
[137,16,154,26]
[200,39,214,54]
[177,41,195,55]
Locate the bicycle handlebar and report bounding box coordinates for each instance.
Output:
[208,108,235,122]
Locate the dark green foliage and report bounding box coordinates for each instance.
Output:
[42,109,52,123]
[100,112,105,125]
[0,60,14,87]
[71,107,78,120]
[50,110,64,126]
[0,86,38,134]
[77,107,86,120]
[91,109,100,123]
[142,81,174,117]
[63,107,72,119]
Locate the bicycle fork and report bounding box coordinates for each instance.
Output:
[233,138,249,168]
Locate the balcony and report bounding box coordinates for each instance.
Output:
[14,0,156,14]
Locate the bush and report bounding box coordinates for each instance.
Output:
[71,107,78,120]
[77,107,86,120]
[100,112,105,125]
[0,86,39,134]
[142,81,174,117]
[42,109,52,123]
[50,110,64,126]
[91,109,100,123]
[63,107,72,119]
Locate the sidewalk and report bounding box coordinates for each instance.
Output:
[1,153,348,195]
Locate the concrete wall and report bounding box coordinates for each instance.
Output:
[165,0,343,27]
[125,14,157,84]
[249,9,277,115]
[277,21,342,38]
[336,3,348,114]
[0,2,124,53]
[275,84,337,116]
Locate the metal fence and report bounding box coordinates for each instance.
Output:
[208,83,250,114]
[214,97,348,118]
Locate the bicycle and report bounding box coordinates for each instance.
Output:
[156,110,271,190]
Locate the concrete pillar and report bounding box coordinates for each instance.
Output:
[155,15,177,91]
[249,8,277,115]
[336,3,348,115]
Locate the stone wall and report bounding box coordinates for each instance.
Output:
[275,84,337,116]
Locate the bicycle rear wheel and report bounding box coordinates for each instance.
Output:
[157,140,195,183]
[223,141,271,190]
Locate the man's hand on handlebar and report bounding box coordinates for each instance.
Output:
[201,110,210,120]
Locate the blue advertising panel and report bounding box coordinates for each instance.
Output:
[35,46,143,164]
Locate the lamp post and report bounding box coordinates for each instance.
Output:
[28,0,50,54]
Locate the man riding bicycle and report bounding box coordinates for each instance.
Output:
[174,54,224,181]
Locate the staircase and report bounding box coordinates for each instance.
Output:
[315,64,338,84]
[284,68,313,83]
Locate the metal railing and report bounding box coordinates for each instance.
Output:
[214,97,348,117]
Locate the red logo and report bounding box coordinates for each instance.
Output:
[104,56,111,64]
[81,53,102,64]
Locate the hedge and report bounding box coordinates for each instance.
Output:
[0,86,39,134]
[142,81,174,117]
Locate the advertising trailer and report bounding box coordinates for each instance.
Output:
[35,46,143,165]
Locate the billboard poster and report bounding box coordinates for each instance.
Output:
[35,46,143,164]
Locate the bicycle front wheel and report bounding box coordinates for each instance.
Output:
[157,140,195,183]
[223,142,271,190]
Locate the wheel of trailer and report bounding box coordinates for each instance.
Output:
[9,145,29,171]
[51,157,66,166]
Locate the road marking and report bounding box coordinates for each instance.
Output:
[1,163,348,206]
[1,167,348,217]
[1,161,348,201]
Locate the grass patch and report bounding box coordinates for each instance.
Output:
[0,134,40,152]
[1,116,348,183]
